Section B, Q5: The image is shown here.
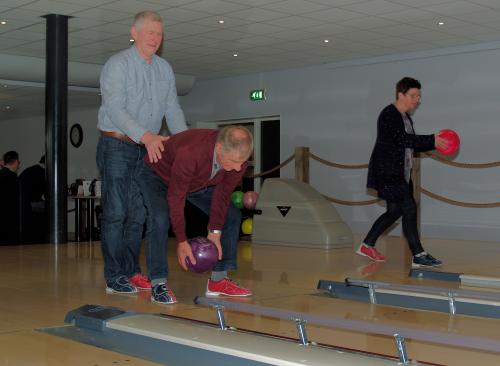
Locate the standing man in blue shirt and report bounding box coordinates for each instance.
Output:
[97,10,187,295]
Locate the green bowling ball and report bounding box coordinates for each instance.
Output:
[231,190,244,209]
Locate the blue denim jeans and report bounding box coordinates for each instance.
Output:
[187,187,241,273]
[136,162,241,282]
[96,135,146,284]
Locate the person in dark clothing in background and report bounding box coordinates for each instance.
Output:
[0,151,21,244]
[19,155,46,243]
[357,77,448,268]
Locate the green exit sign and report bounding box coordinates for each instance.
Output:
[250,89,265,101]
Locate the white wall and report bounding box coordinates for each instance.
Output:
[3,41,500,241]
[181,41,500,242]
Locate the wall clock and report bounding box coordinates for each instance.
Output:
[70,123,83,148]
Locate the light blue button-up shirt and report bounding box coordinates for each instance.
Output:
[210,147,221,180]
[98,46,187,143]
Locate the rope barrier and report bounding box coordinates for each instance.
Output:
[424,152,500,168]
[309,153,369,169]
[309,150,500,207]
[245,148,500,208]
[248,154,294,178]
[417,186,500,208]
[320,187,500,207]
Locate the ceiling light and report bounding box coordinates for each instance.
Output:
[4,105,12,111]
[218,19,224,24]
[0,21,6,25]
[323,39,329,43]
[437,21,445,26]
[130,38,134,42]
[233,53,238,57]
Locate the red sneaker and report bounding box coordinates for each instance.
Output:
[128,273,152,290]
[356,244,386,262]
[206,278,252,297]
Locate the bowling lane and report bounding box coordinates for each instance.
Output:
[1,234,500,365]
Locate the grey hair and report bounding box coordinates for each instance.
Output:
[217,125,254,159]
[133,11,163,28]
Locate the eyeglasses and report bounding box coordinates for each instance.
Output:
[406,92,421,99]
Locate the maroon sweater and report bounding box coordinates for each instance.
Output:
[146,129,247,243]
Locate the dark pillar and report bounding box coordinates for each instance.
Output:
[43,14,69,244]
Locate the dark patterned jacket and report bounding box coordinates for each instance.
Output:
[367,104,435,201]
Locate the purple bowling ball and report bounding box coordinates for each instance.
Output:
[185,237,218,273]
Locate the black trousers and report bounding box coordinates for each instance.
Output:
[364,183,424,256]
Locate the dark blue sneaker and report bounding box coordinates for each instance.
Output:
[426,253,442,266]
[106,275,137,294]
[151,283,178,305]
[412,253,443,268]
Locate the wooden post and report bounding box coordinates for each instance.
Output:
[294,146,309,183]
[412,153,421,236]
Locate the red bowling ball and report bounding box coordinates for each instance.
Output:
[185,237,218,273]
[437,129,460,156]
[243,191,259,210]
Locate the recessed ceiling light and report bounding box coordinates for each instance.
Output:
[323,39,329,43]
[218,19,224,24]
[0,21,6,25]
[437,21,445,26]
[130,38,134,42]
[233,53,238,57]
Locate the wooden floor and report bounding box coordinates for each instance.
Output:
[1,234,500,365]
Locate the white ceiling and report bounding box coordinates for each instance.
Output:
[2,0,500,119]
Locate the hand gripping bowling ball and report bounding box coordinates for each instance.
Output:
[243,191,259,210]
[437,129,460,156]
[185,237,218,273]
[231,190,244,209]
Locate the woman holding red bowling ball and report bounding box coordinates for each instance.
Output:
[357,77,450,268]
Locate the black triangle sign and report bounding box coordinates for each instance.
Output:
[277,206,291,217]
